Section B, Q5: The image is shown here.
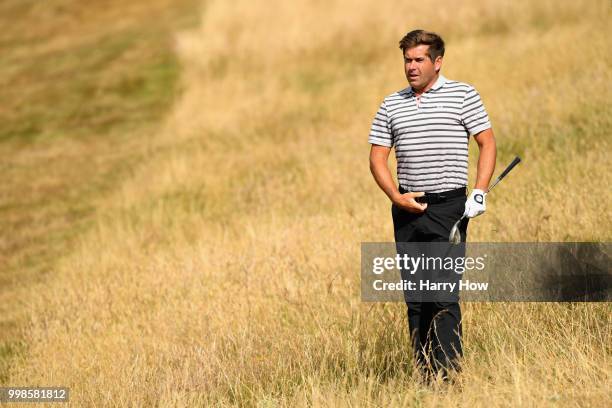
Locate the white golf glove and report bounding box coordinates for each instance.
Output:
[464,189,486,218]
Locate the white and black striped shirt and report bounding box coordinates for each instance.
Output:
[368,75,491,193]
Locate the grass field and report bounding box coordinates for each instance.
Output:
[2,0,611,406]
[0,0,199,384]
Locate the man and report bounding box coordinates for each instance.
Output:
[368,30,496,381]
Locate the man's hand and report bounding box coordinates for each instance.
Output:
[392,191,427,213]
[464,189,486,218]
[369,145,426,214]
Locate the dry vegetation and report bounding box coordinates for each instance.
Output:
[3,0,611,406]
[0,0,198,384]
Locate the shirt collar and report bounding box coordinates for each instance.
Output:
[406,74,447,95]
[430,74,447,91]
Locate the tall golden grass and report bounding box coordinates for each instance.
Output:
[6,0,611,406]
[0,0,198,382]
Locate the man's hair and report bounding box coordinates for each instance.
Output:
[398,30,445,62]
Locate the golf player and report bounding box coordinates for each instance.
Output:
[368,30,497,380]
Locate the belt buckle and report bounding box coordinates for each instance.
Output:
[425,193,444,204]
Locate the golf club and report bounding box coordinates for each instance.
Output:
[449,156,522,244]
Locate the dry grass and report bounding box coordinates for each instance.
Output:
[0,0,198,382]
[4,0,612,406]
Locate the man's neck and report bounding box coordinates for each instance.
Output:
[413,73,439,96]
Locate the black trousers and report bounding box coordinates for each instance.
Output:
[391,193,469,378]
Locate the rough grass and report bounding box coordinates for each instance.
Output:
[3,0,612,406]
[0,0,199,383]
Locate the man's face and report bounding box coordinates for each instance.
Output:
[403,44,442,92]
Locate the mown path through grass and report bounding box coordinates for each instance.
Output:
[0,0,200,382]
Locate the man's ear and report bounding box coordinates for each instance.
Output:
[435,56,443,73]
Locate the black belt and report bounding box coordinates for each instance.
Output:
[398,186,466,204]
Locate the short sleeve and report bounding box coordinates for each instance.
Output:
[368,100,393,147]
[461,87,492,136]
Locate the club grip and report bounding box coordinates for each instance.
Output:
[497,156,521,181]
[487,156,521,192]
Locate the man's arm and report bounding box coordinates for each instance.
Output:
[369,145,427,213]
[473,128,496,190]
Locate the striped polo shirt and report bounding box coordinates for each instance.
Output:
[368,74,491,193]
